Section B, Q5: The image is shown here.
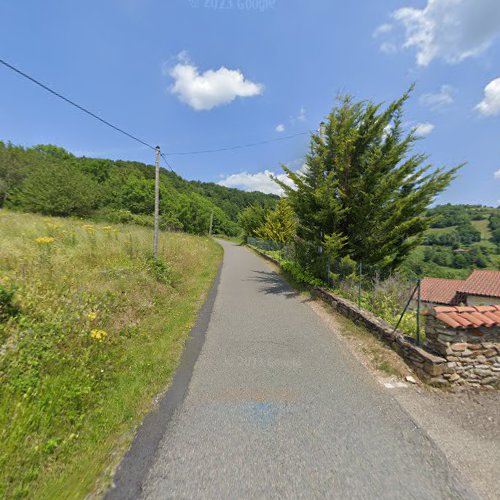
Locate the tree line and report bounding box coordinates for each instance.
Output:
[0,143,278,236]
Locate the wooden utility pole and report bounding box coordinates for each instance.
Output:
[209,209,214,237]
[153,145,161,259]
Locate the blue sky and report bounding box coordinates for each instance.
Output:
[1,0,499,205]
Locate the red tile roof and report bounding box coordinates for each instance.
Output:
[433,305,500,329]
[458,270,500,298]
[420,277,466,305]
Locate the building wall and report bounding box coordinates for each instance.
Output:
[425,316,500,388]
[467,295,500,307]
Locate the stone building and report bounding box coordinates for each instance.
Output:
[425,305,500,388]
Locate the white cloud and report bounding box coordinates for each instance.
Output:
[168,53,264,111]
[414,122,435,137]
[218,170,290,195]
[381,0,500,66]
[291,106,306,124]
[373,23,393,37]
[218,165,308,195]
[380,42,398,54]
[475,77,500,116]
[275,124,286,133]
[494,169,500,179]
[420,85,456,110]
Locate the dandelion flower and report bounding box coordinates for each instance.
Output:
[87,312,98,321]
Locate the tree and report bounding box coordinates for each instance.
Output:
[275,88,460,274]
[256,199,297,244]
[239,205,269,240]
[455,223,481,244]
[8,161,99,216]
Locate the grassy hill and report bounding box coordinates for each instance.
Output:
[0,142,278,237]
[401,204,500,279]
[0,210,222,498]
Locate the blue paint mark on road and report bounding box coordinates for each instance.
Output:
[239,402,286,429]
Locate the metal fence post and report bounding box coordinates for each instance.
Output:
[416,278,421,347]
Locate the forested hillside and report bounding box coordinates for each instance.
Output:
[0,142,278,236]
[402,204,500,278]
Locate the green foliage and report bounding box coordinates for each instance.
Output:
[492,228,500,244]
[256,199,297,244]
[0,211,222,498]
[279,259,324,287]
[8,161,99,217]
[144,256,176,285]
[0,281,19,323]
[239,204,269,240]
[424,223,481,246]
[276,88,460,275]
[427,204,471,227]
[0,141,276,237]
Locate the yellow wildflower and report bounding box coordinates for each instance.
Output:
[87,312,98,321]
[102,226,113,231]
[90,329,108,341]
[35,236,55,245]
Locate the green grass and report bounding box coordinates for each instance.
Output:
[471,219,492,240]
[0,209,222,498]
[425,226,457,235]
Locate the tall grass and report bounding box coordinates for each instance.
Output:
[0,209,222,498]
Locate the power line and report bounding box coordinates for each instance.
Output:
[0,57,312,165]
[163,131,311,157]
[0,57,157,152]
[160,152,175,172]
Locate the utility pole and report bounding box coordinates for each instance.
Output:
[209,209,214,237]
[153,145,161,259]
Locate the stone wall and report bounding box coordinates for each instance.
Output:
[313,287,448,384]
[251,246,499,388]
[425,315,500,389]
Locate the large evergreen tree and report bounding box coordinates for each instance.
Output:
[276,89,461,274]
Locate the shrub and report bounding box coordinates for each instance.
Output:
[279,259,323,287]
[8,162,99,217]
[0,282,19,322]
[144,256,176,285]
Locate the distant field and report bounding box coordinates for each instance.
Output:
[471,219,492,240]
[425,226,457,235]
[0,210,222,498]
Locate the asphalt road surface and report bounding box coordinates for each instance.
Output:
[110,240,476,500]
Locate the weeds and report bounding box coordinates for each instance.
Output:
[144,256,176,286]
[0,209,222,498]
[0,281,19,322]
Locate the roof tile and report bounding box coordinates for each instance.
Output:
[432,305,500,329]
[421,278,465,305]
[458,270,500,298]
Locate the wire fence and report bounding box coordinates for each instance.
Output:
[248,237,424,346]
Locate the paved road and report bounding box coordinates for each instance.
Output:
[121,241,475,499]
